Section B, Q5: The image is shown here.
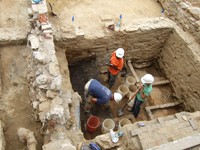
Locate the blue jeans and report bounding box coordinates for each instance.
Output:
[132,96,144,118]
[108,71,117,88]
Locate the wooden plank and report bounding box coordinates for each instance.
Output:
[145,107,154,120]
[153,80,170,86]
[189,119,198,130]
[127,60,140,83]
[159,101,182,108]
[145,101,182,120]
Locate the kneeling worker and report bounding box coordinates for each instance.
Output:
[84,79,122,113]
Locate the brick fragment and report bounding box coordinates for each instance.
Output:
[189,119,198,130]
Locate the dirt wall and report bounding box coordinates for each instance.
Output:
[159,26,200,111]
[0,121,5,150]
[54,18,173,66]
[0,28,27,46]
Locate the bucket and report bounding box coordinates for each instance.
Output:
[86,116,100,133]
[128,92,136,107]
[118,118,132,130]
[126,84,137,98]
[125,76,136,86]
[117,85,129,98]
[101,118,115,134]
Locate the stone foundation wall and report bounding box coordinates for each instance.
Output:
[55,18,173,66]
[158,25,200,111]
[26,0,84,149]
[158,0,200,42]
[93,111,200,149]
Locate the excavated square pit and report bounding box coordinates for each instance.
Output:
[0,0,200,149]
[64,20,200,139]
[69,60,183,139]
[0,18,199,149]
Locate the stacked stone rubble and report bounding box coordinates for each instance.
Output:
[158,0,200,42]
[26,0,79,149]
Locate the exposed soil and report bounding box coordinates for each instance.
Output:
[48,0,163,37]
[0,46,43,150]
[0,0,29,28]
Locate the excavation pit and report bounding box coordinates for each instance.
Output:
[69,59,183,139]
[0,8,200,149]
[66,18,200,140]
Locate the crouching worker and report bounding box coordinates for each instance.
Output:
[131,74,154,118]
[84,79,122,113]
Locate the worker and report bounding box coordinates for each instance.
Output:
[84,79,122,113]
[131,74,154,118]
[107,48,124,88]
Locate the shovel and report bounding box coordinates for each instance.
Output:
[117,85,143,117]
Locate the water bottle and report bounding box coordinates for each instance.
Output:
[116,131,124,137]
[117,14,122,28]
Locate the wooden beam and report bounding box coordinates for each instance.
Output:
[145,101,182,120]
[153,80,170,86]
[127,60,140,83]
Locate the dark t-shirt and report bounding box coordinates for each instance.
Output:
[88,79,112,104]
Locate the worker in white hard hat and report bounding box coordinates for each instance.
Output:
[106,48,125,88]
[130,74,154,118]
[84,79,122,113]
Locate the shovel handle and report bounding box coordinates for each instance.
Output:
[121,85,143,110]
[129,85,143,100]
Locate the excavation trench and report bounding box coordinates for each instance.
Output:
[63,19,200,140]
[68,58,183,139]
[1,17,200,149]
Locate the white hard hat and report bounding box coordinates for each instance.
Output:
[113,92,122,103]
[141,74,154,84]
[116,48,124,58]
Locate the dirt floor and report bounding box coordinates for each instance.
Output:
[48,0,163,37]
[0,0,29,28]
[0,0,163,29]
[0,46,43,150]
